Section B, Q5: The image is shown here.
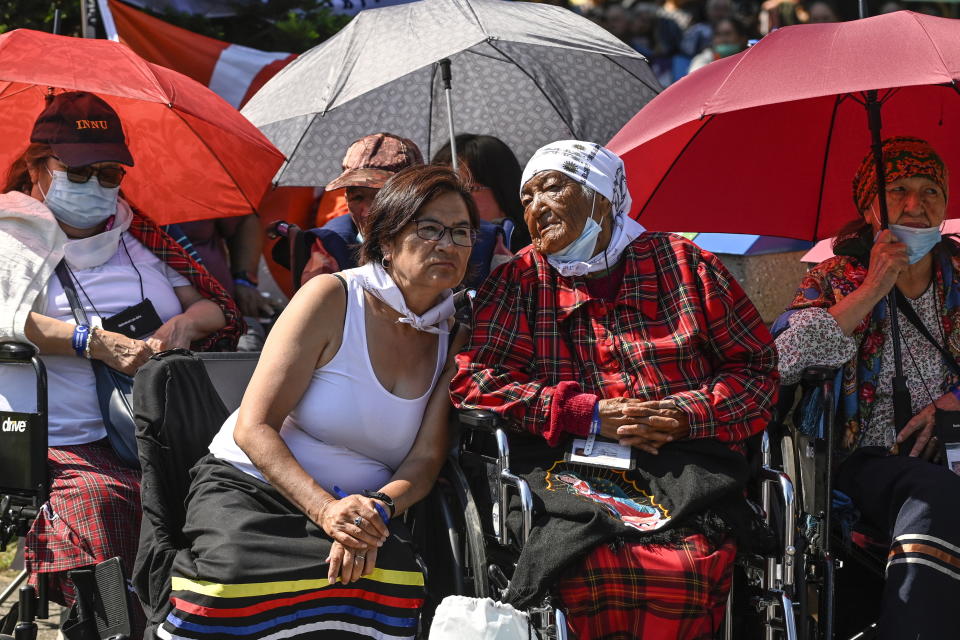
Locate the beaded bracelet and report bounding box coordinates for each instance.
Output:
[84,327,96,360]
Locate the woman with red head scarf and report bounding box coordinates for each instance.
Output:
[774,137,960,639]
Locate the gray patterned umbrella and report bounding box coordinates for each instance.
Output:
[241,0,661,187]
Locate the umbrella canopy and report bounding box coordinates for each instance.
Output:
[607,11,960,241]
[680,233,812,256]
[243,0,660,186]
[0,29,284,225]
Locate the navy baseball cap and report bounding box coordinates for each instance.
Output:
[30,92,134,167]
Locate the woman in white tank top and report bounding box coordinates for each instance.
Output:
[168,165,480,640]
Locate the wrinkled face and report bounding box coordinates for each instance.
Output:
[345,186,378,230]
[864,176,947,233]
[383,190,473,290]
[521,171,597,255]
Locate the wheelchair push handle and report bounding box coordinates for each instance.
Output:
[0,343,36,364]
[458,409,505,432]
[266,220,300,240]
[801,366,838,384]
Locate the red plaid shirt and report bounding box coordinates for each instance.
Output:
[450,232,778,449]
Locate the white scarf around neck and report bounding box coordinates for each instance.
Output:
[353,261,455,335]
[546,214,646,277]
[61,198,132,270]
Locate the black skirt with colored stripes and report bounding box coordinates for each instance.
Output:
[160,455,424,640]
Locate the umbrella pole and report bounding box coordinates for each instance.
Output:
[866,90,913,439]
[439,59,458,174]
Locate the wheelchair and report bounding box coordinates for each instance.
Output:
[0,342,133,640]
[449,406,805,640]
[768,368,887,640]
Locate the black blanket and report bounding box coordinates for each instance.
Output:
[502,436,751,608]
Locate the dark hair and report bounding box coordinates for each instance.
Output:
[432,134,532,250]
[360,164,479,265]
[715,15,750,40]
[4,142,53,194]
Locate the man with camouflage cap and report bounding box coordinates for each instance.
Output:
[302,133,423,280]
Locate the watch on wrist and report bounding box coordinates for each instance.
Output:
[231,270,259,287]
[362,490,396,517]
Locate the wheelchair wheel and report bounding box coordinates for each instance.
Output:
[437,457,490,599]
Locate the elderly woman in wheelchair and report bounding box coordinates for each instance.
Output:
[774,137,960,640]
[0,92,237,622]
[161,165,476,640]
[450,141,779,640]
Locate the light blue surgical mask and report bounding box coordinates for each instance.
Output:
[890,223,941,264]
[40,168,118,229]
[548,193,601,263]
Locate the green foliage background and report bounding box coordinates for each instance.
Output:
[0,1,350,52]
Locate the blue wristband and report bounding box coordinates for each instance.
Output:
[234,277,257,289]
[333,485,390,525]
[71,325,90,357]
[590,403,601,436]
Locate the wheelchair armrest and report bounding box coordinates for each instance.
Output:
[458,409,505,432]
[801,366,838,384]
[0,342,36,363]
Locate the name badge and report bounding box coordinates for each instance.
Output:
[101,299,163,339]
[566,437,634,470]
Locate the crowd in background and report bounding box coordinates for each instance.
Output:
[537,0,948,86]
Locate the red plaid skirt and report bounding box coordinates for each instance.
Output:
[556,534,736,640]
[26,442,141,605]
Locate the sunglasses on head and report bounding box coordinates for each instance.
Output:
[52,158,126,189]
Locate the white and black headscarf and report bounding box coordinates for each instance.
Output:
[521,140,644,276]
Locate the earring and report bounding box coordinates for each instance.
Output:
[381,256,391,270]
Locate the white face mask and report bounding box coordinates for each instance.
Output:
[39,168,118,229]
[870,204,942,264]
[890,224,941,264]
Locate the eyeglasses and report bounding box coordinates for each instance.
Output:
[415,220,477,247]
[63,164,126,189]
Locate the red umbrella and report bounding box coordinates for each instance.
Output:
[0,29,284,225]
[607,10,960,241]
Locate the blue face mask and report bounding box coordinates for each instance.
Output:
[40,169,118,229]
[890,223,941,264]
[548,194,601,263]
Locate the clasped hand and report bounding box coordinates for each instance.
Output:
[597,398,690,455]
[895,390,960,459]
[317,494,389,585]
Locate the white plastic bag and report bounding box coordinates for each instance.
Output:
[429,596,540,640]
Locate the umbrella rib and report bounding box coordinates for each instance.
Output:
[0,84,37,103]
[167,106,258,213]
[602,54,661,97]
[639,115,715,219]
[485,40,575,136]
[909,13,953,80]
[273,112,319,187]
[812,94,844,243]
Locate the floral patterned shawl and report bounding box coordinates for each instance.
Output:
[783,241,960,452]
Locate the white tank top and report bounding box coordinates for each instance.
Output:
[209,268,448,494]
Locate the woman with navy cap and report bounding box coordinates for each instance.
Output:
[0,91,240,629]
